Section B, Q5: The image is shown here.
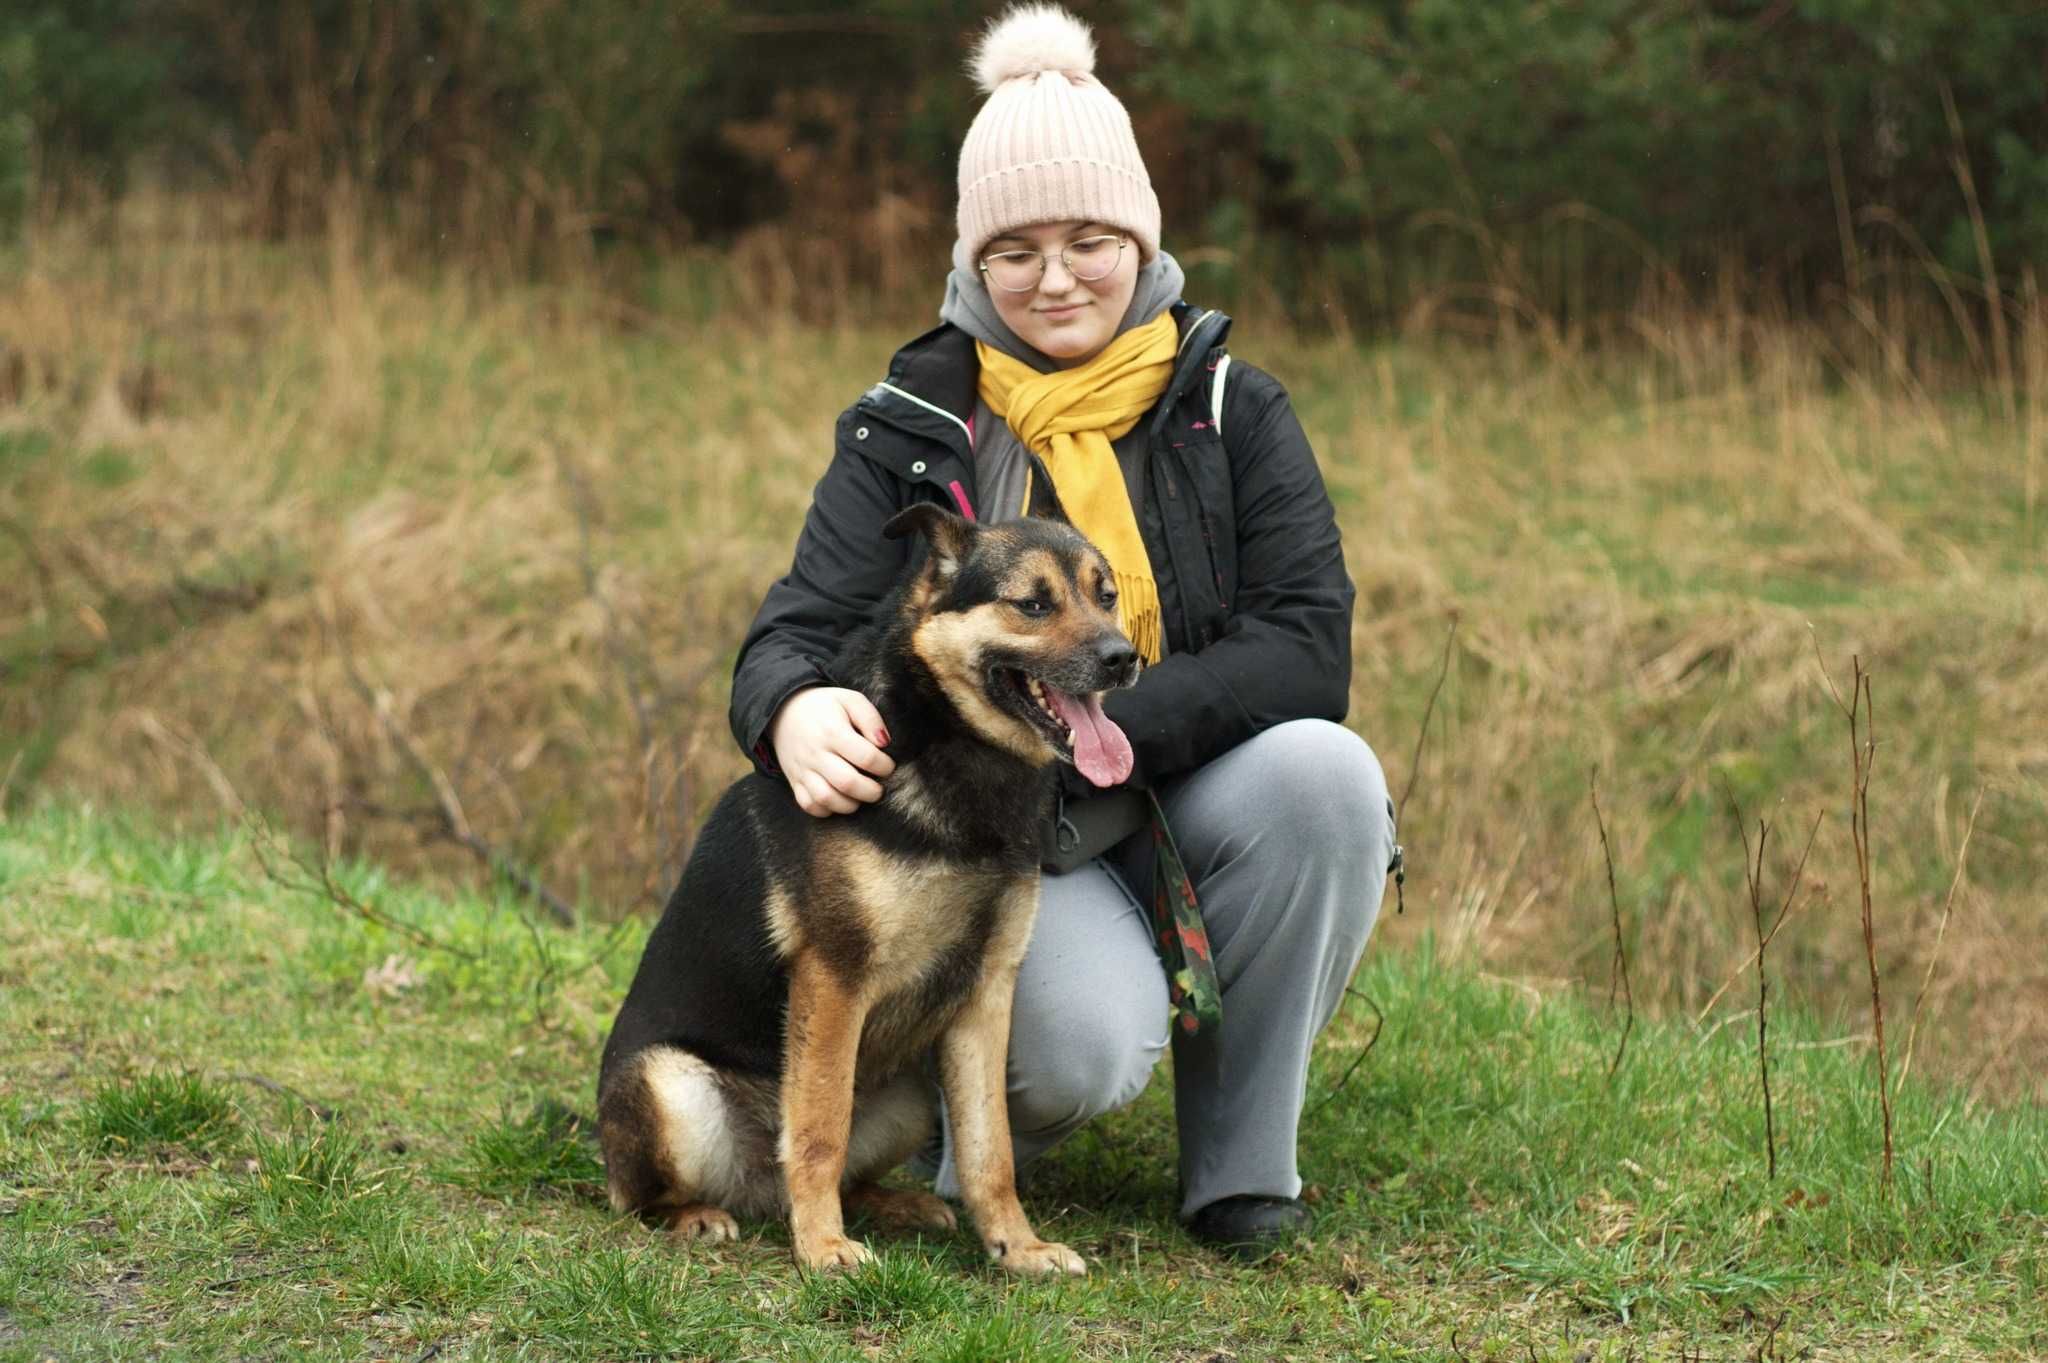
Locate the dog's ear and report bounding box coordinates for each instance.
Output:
[882,503,974,573]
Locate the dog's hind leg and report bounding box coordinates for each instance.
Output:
[661,1202,740,1242]
[598,1047,758,1240]
[781,952,873,1271]
[844,1072,955,1232]
[845,1183,957,1231]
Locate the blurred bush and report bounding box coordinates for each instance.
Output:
[2,0,2042,314]
[0,32,30,242]
[8,2,180,214]
[1128,0,2048,313]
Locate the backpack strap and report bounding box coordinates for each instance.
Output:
[1209,354,1233,439]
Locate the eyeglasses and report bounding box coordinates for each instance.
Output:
[979,234,1128,293]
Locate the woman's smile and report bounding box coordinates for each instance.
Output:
[983,220,1138,365]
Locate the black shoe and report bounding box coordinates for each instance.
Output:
[1186,1195,1311,1261]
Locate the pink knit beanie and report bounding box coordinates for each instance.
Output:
[952,4,1162,275]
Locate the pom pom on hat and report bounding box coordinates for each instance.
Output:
[952,4,1161,274]
[971,4,1097,92]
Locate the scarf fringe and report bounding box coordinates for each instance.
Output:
[1118,569,1162,665]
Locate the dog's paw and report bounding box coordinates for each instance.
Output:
[665,1204,739,1243]
[795,1233,874,1273]
[846,1184,959,1232]
[990,1238,1087,1276]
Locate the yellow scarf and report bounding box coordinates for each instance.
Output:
[975,311,1176,663]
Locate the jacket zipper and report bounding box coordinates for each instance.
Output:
[1198,508,1226,644]
[1150,447,1202,650]
[873,381,973,449]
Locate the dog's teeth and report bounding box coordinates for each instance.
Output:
[1021,675,1068,733]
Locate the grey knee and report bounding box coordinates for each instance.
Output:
[1236,720,1395,865]
[1007,1000,1165,1139]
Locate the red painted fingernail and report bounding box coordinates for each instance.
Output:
[877,729,891,746]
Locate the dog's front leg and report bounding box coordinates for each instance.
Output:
[938,902,1087,1276]
[781,951,871,1271]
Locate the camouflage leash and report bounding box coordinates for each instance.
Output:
[1140,791,1407,1036]
[1143,790,1222,1037]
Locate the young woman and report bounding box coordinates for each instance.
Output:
[727,4,1396,1259]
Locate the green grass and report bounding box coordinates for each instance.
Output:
[76,445,140,488]
[78,1070,241,1157]
[454,1105,606,1202]
[2,806,2043,1360]
[227,1115,394,1235]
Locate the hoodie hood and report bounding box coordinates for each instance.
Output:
[938,249,1187,373]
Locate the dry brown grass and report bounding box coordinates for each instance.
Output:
[3,196,2043,1102]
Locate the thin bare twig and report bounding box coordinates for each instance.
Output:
[1693,810,1822,1025]
[220,1072,337,1121]
[1759,1307,1790,1363]
[245,812,477,959]
[1941,80,2016,424]
[1389,614,1458,917]
[509,888,565,1032]
[0,749,22,821]
[1717,788,1821,1181]
[0,514,59,615]
[1897,787,1985,1091]
[1398,614,1459,816]
[1771,813,1824,940]
[1849,660,1893,1186]
[329,617,576,926]
[1306,989,1386,1118]
[130,711,243,815]
[559,451,696,909]
[1814,640,1893,1186]
[559,455,656,747]
[105,713,476,959]
[1731,801,1778,1179]
[1589,767,1633,1079]
[204,1261,326,1293]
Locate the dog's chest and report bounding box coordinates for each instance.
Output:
[796,845,1033,1077]
[845,851,1018,998]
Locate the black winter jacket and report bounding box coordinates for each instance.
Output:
[728,302,1355,802]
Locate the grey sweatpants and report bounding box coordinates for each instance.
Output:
[930,719,1394,1218]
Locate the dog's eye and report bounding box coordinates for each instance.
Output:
[1012,597,1051,618]
[1098,589,1118,611]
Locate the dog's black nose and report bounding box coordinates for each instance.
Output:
[1095,637,1141,685]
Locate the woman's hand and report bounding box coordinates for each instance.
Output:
[768,687,896,817]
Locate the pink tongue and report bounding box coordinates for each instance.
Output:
[1047,687,1134,788]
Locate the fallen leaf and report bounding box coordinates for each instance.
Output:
[362,954,423,998]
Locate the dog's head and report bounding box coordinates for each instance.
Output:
[884,505,1140,786]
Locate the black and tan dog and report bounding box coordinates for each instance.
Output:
[598,506,1140,1274]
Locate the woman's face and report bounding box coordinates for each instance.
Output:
[980,221,1139,367]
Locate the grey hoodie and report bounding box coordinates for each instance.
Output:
[938,249,1187,371]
